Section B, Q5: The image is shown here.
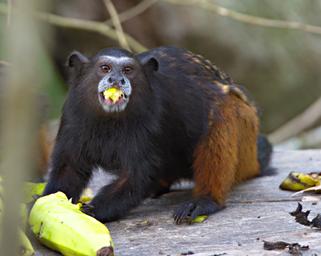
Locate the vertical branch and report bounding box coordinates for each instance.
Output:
[0,0,48,255]
[105,0,159,25]
[269,96,321,143]
[6,0,12,25]
[103,0,131,51]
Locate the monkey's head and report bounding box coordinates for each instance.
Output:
[66,48,158,115]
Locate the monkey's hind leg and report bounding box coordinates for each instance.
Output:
[173,96,260,224]
[174,102,240,224]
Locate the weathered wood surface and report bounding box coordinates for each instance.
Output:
[33,150,321,256]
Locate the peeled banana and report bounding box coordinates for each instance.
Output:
[103,87,123,103]
[280,172,321,191]
[29,192,114,256]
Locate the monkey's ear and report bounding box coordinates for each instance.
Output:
[66,51,89,69]
[141,57,159,73]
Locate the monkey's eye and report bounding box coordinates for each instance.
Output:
[100,64,112,73]
[122,66,133,75]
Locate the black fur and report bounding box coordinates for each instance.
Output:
[173,197,222,224]
[257,134,273,176]
[44,46,272,222]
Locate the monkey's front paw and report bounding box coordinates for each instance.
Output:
[81,203,96,218]
[83,201,123,223]
[173,197,222,225]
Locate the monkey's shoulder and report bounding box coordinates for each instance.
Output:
[137,46,232,84]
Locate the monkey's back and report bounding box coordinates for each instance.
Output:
[137,46,255,124]
[137,46,232,84]
[137,46,238,137]
[136,47,232,166]
[137,47,259,176]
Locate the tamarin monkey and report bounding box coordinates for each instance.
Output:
[43,46,272,224]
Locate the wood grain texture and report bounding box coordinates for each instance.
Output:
[33,150,321,256]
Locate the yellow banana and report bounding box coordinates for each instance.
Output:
[192,215,208,223]
[297,172,320,186]
[29,192,114,256]
[79,188,94,204]
[103,88,123,103]
[280,172,320,191]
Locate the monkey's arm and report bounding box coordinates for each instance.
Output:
[86,147,161,222]
[43,136,93,203]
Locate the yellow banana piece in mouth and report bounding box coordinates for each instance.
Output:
[103,87,123,103]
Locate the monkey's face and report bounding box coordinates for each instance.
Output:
[96,55,137,113]
[67,48,158,116]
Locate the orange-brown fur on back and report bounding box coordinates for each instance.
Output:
[193,90,259,205]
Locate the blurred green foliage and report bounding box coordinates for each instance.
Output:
[0,15,65,119]
[38,55,65,119]
[164,0,321,132]
[1,0,321,132]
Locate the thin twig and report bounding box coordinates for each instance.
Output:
[275,125,321,150]
[0,60,11,66]
[0,2,147,53]
[105,0,159,25]
[269,96,321,144]
[164,0,321,36]
[228,198,302,204]
[103,0,130,51]
[6,0,11,25]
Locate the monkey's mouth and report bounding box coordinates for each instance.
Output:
[98,87,129,112]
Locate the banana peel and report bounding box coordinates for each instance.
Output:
[0,191,34,256]
[29,192,114,256]
[0,227,34,256]
[0,228,34,256]
[192,215,208,223]
[280,172,321,191]
[19,229,35,256]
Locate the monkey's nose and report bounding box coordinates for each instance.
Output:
[107,76,124,86]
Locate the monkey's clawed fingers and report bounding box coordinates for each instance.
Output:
[173,197,222,225]
[81,203,96,217]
